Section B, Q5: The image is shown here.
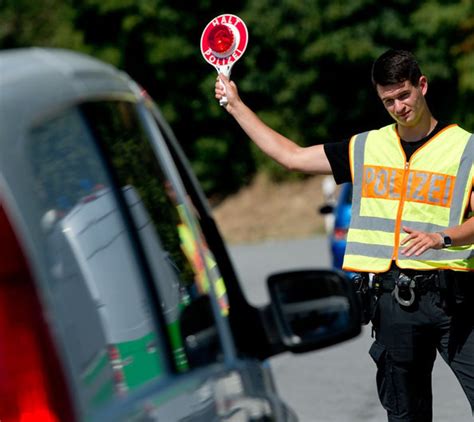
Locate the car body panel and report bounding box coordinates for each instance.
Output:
[0,48,297,421]
[0,48,360,421]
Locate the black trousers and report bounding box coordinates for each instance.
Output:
[369,280,474,421]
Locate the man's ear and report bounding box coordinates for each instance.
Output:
[419,75,428,95]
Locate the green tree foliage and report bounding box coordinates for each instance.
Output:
[69,0,252,197]
[1,0,473,196]
[0,0,84,49]
[240,0,474,178]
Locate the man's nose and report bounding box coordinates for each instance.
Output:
[394,100,405,114]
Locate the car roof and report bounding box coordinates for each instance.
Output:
[0,47,137,128]
[0,48,140,169]
[0,48,116,81]
[0,47,133,95]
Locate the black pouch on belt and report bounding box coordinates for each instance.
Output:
[434,270,458,312]
[353,273,373,325]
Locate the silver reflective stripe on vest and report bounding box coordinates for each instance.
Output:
[351,216,396,232]
[345,242,394,258]
[406,247,474,261]
[397,220,446,233]
[449,133,474,227]
[345,132,395,259]
[350,131,369,219]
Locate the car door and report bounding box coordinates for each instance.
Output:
[20,96,292,421]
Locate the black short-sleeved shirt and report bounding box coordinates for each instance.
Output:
[323,122,450,185]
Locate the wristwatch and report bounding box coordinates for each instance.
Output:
[437,232,452,248]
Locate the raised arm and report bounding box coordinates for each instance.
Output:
[215,74,332,175]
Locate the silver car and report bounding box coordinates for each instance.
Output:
[0,48,361,421]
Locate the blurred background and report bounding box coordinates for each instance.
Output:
[1,0,473,242]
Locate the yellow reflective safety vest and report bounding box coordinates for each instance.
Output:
[177,217,229,316]
[343,123,474,273]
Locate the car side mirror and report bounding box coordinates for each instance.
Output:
[267,270,361,353]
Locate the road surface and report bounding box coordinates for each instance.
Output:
[229,236,472,422]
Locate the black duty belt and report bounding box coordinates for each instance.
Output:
[372,269,440,306]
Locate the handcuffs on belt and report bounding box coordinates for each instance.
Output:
[392,273,416,307]
[355,270,440,324]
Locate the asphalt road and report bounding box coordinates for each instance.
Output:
[229,236,472,422]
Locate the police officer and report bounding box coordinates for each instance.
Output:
[214,49,474,421]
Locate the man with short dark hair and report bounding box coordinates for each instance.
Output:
[214,49,474,421]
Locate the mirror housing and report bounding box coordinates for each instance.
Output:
[267,270,361,353]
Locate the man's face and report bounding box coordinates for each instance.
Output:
[376,76,428,127]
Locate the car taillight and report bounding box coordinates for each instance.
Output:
[0,205,75,422]
[333,227,348,241]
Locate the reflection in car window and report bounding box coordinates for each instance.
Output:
[29,107,174,413]
[28,100,230,415]
[30,108,108,213]
[79,101,228,359]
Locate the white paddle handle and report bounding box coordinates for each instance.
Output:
[219,89,228,107]
[217,65,232,107]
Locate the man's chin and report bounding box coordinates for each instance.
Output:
[395,115,416,127]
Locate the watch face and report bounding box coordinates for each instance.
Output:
[438,232,452,248]
[443,235,452,247]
